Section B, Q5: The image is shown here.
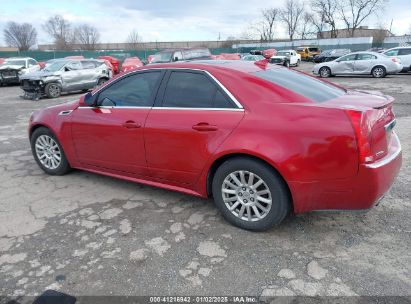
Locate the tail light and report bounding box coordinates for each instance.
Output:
[346,106,395,164]
[346,110,374,164]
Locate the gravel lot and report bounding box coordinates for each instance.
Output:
[0,62,410,301]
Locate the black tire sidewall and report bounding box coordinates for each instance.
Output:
[30,127,71,175]
[212,157,290,231]
[45,83,61,98]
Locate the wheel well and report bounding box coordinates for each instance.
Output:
[29,124,48,138]
[206,153,293,211]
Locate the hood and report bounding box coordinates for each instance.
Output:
[0,64,25,71]
[19,70,61,81]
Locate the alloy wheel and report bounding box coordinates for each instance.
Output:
[373,67,384,78]
[221,170,272,222]
[35,135,62,170]
[48,84,61,98]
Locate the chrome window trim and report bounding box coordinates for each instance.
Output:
[77,106,244,112]
[91,67,244,109]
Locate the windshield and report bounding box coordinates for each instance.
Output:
[44,61,67,72]
[277,51,291,56]
[296,47,305,51]
[4,59,25,66]
[252,69,345,103]
[151,52,173,63]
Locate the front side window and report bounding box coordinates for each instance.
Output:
[28,59,37,66]
[65,61,82,70]
[173,51,183,61]
[337,54,357,62]
[398,48,411,55]
[356,53,377,60]
[162,71,233,108]
[97,72,162,107]
[252,69,345,103]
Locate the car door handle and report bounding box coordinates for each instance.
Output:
[122,121,141,129]
[192,123,218,132]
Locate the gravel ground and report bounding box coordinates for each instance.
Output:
[0,62,410,302]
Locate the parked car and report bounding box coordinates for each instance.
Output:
[98,56,120,75]
[20,59,111,99]
[0,57,40,86]
[313,49,351,63]
[241,54,264,61]
[28,61,401,231]
[249,50,263,55]
[296,46,321,61]
[149,48,212,64]
[269,50,301,67]
[383,47,411,72]
[121,57,144,72]
[313,52,403,78]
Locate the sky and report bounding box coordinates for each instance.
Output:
[0,0,410,46]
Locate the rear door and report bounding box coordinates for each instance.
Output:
[334,54,357,74]
[354,53,377,74]
[144,69,244,185]
[80,60,99,89]
[61,61,83,91]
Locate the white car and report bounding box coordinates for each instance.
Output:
[269,50,301,67]
[0,57,40,85]
[313,52,403,78]
[383,47,411,72]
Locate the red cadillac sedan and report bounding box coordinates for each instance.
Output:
[28,61,402,231]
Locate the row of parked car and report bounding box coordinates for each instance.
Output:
[0,45,409,99]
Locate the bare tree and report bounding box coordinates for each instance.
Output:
[126,29,141,50]
[309,11,327,38]
[3,22,37,51]
[43,15,74,50]
[257,8,280,41]
[338,0,388,37]
[298,12,316,39]
[280,0,305,40]
[75,24,100,50]
[312,0,339,38]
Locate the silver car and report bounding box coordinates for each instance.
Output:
[313,51,403,78]
[20,59,111,99]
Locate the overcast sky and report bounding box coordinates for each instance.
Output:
[0,0,410,46]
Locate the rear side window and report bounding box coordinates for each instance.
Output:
[252,69,345,102]
[356,53,377,60]
[398,48,411,55]
[81,61,97,69]
[163,71,233,108]
[385,49,399,56]
[97,72,162,107]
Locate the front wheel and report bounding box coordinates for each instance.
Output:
[212,157,291,231]
[319,66,331,78]
[296,59,300,67]
[371,66,386,78]
[30,127,71,175]
[45,83,61,98]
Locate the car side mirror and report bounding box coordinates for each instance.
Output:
[174,57,179,62]
[65,67,71,72]
[83,92,95,106]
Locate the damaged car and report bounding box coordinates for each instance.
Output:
[0,57,40,86]
[20,59,111,99]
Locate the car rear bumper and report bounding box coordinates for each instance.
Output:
[290,132,402,213]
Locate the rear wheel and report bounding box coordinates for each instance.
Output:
[212,157,291,231]
[45,83,61,98]
[371,66,386,78]
[97,78,108,86]
[319,66,331,78]
[30,127,71,175]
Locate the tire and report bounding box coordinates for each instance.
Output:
[284,61,290,68]
[319,66,331,78]
[371,66,386,78]
[45,83,61,98]
[30,127,71,175]
[97,78,108,86]
[296,59,300,67]
[212,157,291,231]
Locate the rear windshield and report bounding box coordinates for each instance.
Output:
[183,49,211,60]
[252,69,345,102]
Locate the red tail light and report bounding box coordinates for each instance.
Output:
[346,110,374,164]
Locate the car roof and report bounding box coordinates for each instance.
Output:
[142,60,278,74]
[6,57,33,60]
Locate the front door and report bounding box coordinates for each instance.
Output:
[71,70,164,175]
[334,54,357,74]
[354,53,377,74]
[144,70,244,185]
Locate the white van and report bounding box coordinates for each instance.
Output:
[383,47,411,72]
